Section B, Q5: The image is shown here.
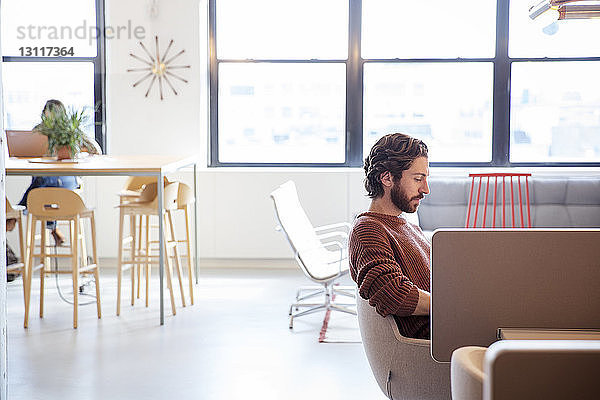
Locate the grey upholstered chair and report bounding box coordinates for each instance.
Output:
[451,346,486,400]
[356,295,451,400]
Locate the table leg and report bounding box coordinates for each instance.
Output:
[193,162,198,284]
[158,172,165,325]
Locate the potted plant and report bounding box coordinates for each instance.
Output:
[35,106,91,160]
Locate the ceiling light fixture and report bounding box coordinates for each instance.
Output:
[559,4,600,18]
[529,0,600,20]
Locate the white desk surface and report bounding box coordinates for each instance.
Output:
[6,155,197,176]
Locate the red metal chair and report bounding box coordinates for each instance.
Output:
[465,173,532,228]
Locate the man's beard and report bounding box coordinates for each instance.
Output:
[391,183,423,213]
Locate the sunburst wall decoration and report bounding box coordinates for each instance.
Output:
[127,36,191,100]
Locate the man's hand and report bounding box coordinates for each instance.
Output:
[412,289,430,316]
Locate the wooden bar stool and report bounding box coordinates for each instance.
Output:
[120,179,195,307]
[134,182,195,306]
[466,173,532,228]
[116,181,186,316]
[118,176,157,301]
[172,182,195,305]
[24,188,101,329]
[6,198,27,307]
[118,176,171,301]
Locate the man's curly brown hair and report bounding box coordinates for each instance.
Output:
[364,133,428,199]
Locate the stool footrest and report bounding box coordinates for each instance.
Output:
[33,253,75,259]
[42,270,79,275]
[7,263,25,271]
[78,264,98,273]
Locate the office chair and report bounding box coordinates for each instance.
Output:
[270,181,355,329]
[357,294,451,400]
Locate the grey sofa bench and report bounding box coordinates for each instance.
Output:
[418,176,600,232]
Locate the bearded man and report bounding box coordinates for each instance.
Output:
[349,132,431,339]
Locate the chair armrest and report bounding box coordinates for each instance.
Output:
[386,315,431,346]
[316,230,349,241]
[321,240,345,252]
[118,190,143,197]
[314,222,351,233]
[321,240,347,273]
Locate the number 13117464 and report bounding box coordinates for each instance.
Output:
[19,47,75,57]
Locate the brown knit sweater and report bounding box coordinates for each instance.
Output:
[349,212,430,339]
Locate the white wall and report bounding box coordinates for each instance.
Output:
[105,0,204,158]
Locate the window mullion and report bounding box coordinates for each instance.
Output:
[209,0,219,166]
[346,0,363,167]
[95,0,107,153]
[492,0,511,167]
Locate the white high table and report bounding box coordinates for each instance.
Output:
[6,154,199,325]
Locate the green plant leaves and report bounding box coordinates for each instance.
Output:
[35,106,91,158]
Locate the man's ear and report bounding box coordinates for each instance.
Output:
[380,171,394,188]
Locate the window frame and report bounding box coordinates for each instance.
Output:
[1,0,107,153]
[209,0,600,167]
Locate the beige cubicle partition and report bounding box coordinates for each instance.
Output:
[431,229,600,362]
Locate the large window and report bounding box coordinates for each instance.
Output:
[211,0,348,165]
[1,0,105,150]
[218,63,346,163]
[363,63,494,163]
[508,0,600,164]
[210,0,600,167]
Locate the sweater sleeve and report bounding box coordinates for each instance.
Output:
[349,220,420,317]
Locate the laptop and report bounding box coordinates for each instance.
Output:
[5,130,48,157]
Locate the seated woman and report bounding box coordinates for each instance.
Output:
[5,217,19,281]
[17,99,79,245]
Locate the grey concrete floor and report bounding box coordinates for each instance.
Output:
[7,267,387,400]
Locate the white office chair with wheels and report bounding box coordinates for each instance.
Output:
[270,181,355,329]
